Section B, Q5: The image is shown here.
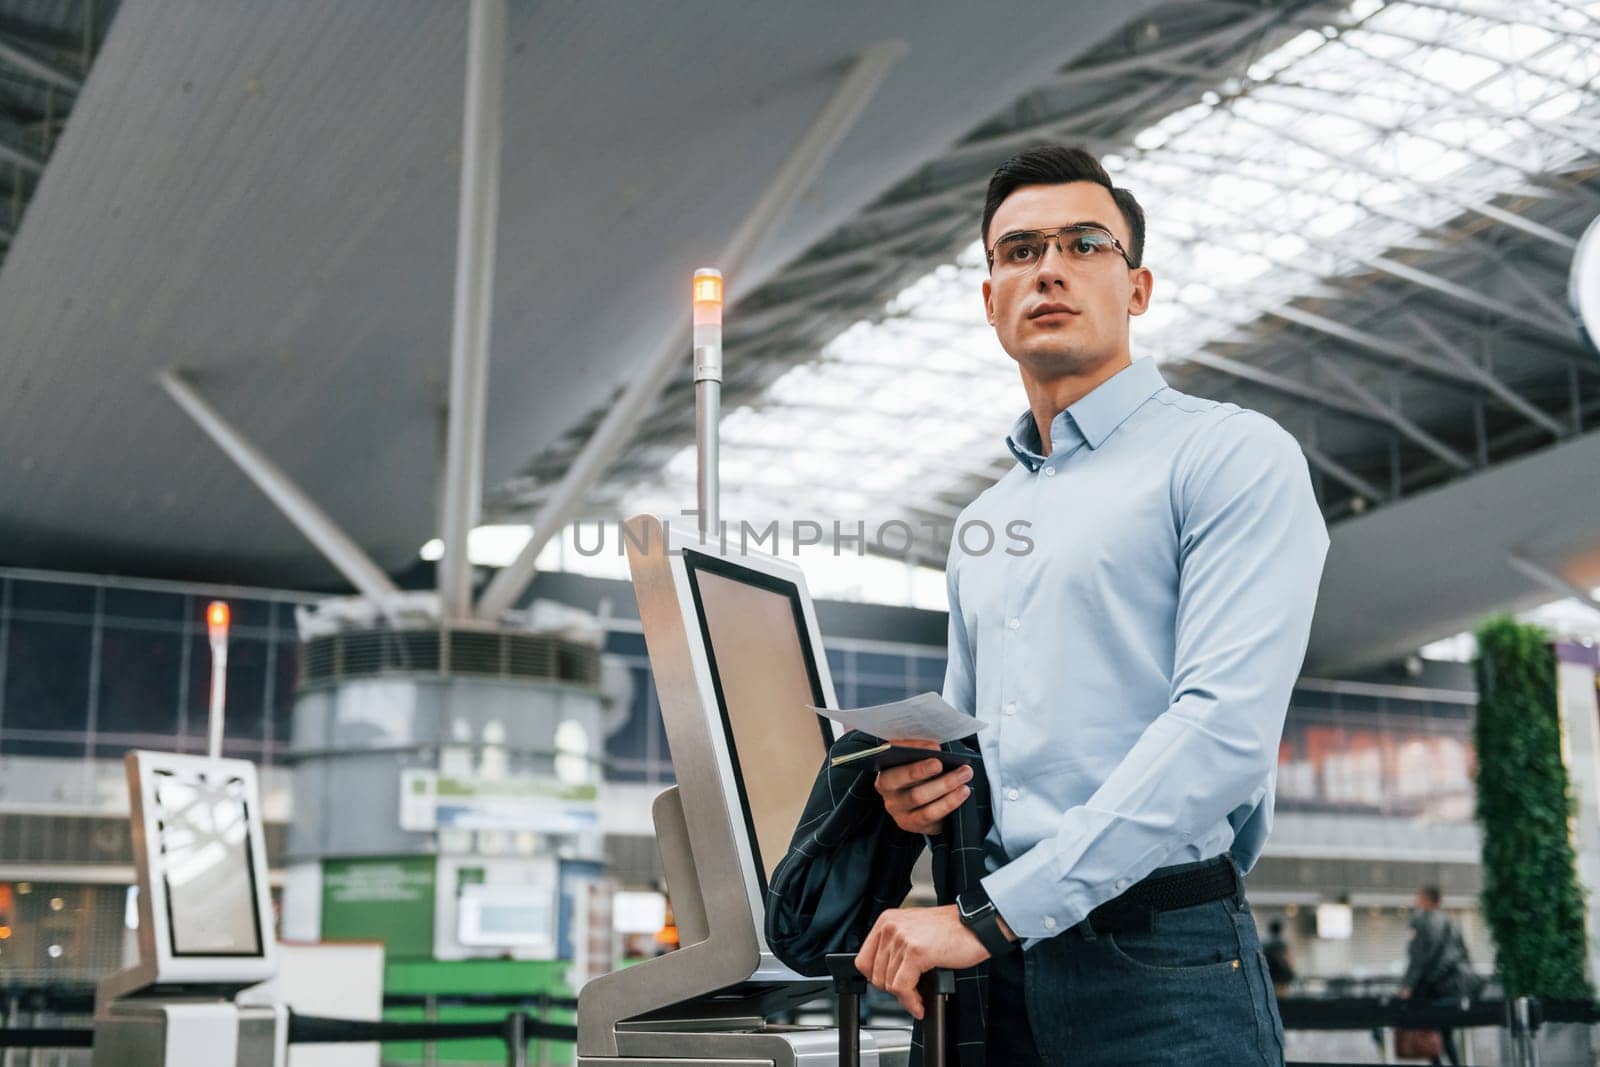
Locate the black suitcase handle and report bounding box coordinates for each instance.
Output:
[827,953,955,1066]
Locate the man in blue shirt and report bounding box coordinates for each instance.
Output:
[853,146,1328,1064]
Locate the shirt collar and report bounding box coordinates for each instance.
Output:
[1005,357,1167,471]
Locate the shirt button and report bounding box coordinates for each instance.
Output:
[1115,879,1129,891]
[1043,916,1057,930]
[1007,617,1021,631]
[1043,466,1056,477]
[1007,788,1020,801]
[1004,702,1017,716]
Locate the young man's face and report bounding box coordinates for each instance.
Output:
[981,181,1152,382]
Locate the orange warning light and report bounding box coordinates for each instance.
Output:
[0,926,12,940]
[692,269,723,306]
[206,601,230,639]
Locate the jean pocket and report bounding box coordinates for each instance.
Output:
[1101,900,1245,976]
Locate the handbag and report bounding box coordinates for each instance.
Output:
[1394,1027,1444,1060]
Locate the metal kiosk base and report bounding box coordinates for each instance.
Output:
[588,1023,911,1067]
[92,995,287,1067]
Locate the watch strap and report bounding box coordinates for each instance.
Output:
[957,889,1016,957]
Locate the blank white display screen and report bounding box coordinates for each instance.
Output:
[686,553,830,893]
[152,770,263,957]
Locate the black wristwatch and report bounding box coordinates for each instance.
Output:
[957,885,1016,958]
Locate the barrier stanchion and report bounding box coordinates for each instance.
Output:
[1512,995,1541,1067]
[502,1010,528,1067]
[424,991,438,1067]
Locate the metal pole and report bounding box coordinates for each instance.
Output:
[438,0,507,621]
[3,991,16,1067]
[692,270,723,540]
[206,601,229,760]
[423,993,438,1067]
[1519,996,1541,1067]
[502,1010,528,1067]
[473,39,907,621]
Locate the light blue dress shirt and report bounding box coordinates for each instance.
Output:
[943,355,1329,941]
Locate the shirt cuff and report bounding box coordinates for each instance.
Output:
[981,840,1086,943]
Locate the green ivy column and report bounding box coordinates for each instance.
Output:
[1474,617,1593,998]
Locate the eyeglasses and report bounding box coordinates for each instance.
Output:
[986,223,1137,273]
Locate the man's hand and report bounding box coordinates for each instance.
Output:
[855,905,991,1019]
[874,739,973,835]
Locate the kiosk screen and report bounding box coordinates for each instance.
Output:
[684,551,831,893]
[151,770,264,957]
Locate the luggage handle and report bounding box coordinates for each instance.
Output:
[826,953,955,1066]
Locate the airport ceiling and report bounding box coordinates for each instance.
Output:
[0,0,1598,671]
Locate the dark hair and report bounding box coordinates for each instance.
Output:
[1268,919,1284,936]
[981,145,1146,267]
[1420,885,1442,906]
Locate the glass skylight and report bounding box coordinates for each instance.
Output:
[615,0,1600,565]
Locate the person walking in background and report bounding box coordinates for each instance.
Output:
[1263,919,1295,998]
[1399,885,1476,1066]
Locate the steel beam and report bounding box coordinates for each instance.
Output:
[438,0,506,621]
[1402,312,1568,437]
[1123,149,1586,349]
[474,40,907,621]
[1301,441,1386,503]
[1391,0,1600,44]
[1181,349,1386,425]
[1146,144,1586,349]
[1367,254,1576,343]
[1353,19,1600,102]
[1315,38,1600,163]
[1506,554,1600,616]
[0,113,43,173]
[1313,358,1475,472]
[0,33,79,93]
[158,370,403,607]
[1226,105,1582,253]
[1266,305,1469,384]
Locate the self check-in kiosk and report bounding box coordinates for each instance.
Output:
[576,513,912,1066]
[94,750,286,1067]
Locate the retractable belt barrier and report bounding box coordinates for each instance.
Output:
[0,1026,96,1048]
[383,991,580,1010]
[0,1009,579,1067]
[9,983,1596,1063]
[2,984,579,1015]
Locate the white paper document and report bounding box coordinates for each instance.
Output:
[808,691,986,744]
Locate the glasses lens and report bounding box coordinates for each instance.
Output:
[993,232,1046,269]
[1064,227,1116,258]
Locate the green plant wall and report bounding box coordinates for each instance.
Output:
[1474,617,1592,998]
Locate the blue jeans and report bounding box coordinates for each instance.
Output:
[985,886,1285,1065]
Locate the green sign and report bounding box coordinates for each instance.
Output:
[321,857,436,959]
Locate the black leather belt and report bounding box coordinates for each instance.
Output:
[1085,855,1240,934]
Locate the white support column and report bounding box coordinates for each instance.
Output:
[1554,645,1600,988]
[438,0,507,621]
[158,369,403,607]
[474,39,907,621]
